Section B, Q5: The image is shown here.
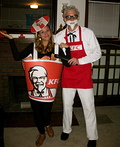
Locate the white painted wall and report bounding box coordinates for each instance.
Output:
[57,0,86,30]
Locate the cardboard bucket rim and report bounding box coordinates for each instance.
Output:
[23,59,62,64]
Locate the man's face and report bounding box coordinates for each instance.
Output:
[32,71,47,92]
[64,10,79,30]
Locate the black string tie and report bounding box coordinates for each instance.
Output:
[68,31,76,42]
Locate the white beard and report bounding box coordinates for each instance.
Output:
[66,20,78,30]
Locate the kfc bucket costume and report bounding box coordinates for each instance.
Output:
[55,26,101,140]
[8,16,62,141]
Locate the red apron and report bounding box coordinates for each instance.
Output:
[61,26,93,89]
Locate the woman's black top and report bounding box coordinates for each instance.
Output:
[9,39,54,61]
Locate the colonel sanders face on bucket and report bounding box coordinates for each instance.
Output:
[28,66,52,97]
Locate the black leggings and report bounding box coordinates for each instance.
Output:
[30,99,53,134]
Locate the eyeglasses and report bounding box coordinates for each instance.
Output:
[65,15,78,20]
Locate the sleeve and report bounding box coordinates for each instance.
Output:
[54,30,66,44]
[9,39,33,61]
[78,29,102,65]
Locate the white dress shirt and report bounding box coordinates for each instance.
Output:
[54,26,102,65]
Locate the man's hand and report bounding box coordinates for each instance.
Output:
[68,58,79,65]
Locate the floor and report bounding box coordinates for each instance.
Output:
[4,105,120,147]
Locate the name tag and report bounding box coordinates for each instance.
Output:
[70,45,82,51]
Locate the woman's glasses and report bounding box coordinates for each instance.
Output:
[65,15,78,20]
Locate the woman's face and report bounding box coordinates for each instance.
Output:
[38,26,51,41]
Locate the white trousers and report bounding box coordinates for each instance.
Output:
[62,88,98,140]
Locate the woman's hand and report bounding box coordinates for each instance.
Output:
[0,31,13,39]
[59,43,69,48]
[68,58,79,65]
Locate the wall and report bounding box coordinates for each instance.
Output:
[0,0,53,29]
[0,39,25,111]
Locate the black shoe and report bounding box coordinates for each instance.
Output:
[61,132,69,140]
[87,140,96,147]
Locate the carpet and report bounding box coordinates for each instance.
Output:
[4,112,79,127]
[97,114,113,124]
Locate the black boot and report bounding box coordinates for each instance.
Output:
[87,140,96,147]
[61,132,69,140]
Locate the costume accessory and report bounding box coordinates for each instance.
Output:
[61,132,69,140]
[45,125,54,137]
[55,47,71,67]
[35,133,46,146]
[65,15,78,20]
[68,31,76,42]
[66,19,78,30]
[30,16,50,33]
[87,140,97,147]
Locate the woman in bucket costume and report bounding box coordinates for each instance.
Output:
[54,5,101,147]
[0,16,55,146]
